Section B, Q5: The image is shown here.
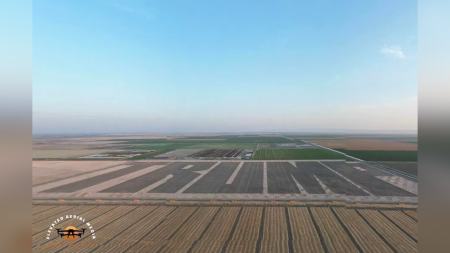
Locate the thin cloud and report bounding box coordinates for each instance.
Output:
[112,3,154,20]
[380,45,405,59]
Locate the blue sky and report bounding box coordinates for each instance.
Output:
[33,0,417,134]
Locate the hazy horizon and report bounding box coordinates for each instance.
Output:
[33,1,417,134]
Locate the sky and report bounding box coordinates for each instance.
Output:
[33,0,417,134]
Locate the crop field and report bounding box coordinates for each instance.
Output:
[303,138,418,151]
[32,161,127,186]
[178,135,294,143]
[33,161,418,203]
[32,202,418,253]
[377,162,418,176]
[338,150,418,162]
[189,149,243,158]
[32,149,115,159]
[253,149,347,160]
[126,149,174,160]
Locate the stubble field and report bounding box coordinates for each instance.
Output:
[33,201,418,253]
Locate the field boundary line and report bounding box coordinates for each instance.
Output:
[377,210,418,243]
[176,162,221,194]
[255,207,265,253]
[166,207,200,241]
[402,210,418,222]
[72,164,169,195]
[354,209,398,253]
[31,162,133,187]
[291,175,308,195]
[330,207,364,253]
[133,174,174,195]
[89,206,162,252]
[122,207,179,253]
[220,207,243,253]
[33,164,134,193]
[308,207,329,253]
[263,162,268,195]
[32,206,58,216]
[187,207,223,253]
[284,207,294,253]
[226,162,244,184]
[318,162,374,196]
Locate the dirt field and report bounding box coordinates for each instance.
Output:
[32,201,418,253]
[32,149,115,159]
[32,161,127,186]
[307,139,418,150]
[33,161,418,203]
[378,162,418,176]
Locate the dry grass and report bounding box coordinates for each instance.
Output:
[32,149,115,159]
[32,161,126,185]
[307,139,418,151]
[33,202,418,253]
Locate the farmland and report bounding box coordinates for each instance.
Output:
[33,160,417,203]
[338,150,418,162]
[126,149,175,160]
[33,201,418,253]
[253,149,347,160]
[377,162,418,176]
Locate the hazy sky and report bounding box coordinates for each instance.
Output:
[33,0,417,134]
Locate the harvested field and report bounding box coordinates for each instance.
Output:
[322,162,416,196]
[306,139,418,151]
[188,143,257,150]
[357,209,418,253]
[189,149,242,158]
[253,149,347,160]
[378,162,418,176]
[41,162,167,193]
[341,150,418,162]
[32,149,115,159]
[33,202,418,253]
[33,161,418,203]
[32,161,127,185]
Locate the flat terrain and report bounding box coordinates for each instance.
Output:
[33,149,114,159]
[32,161,127,186]
[339,150,418,162]
[32,201,418,253]
[33,161,418,203]
[304,139,417,151]
[378,162,418,176]
[253,149,347,160]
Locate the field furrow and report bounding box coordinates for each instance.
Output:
[288,207,324,253]
[358,209,417,253]
[226,207,262,253]
[310,207,359,253]
[403,210,418,221]
[190,207,240,253]
[33,205,138,253]
[334,208,394,253]
[33,205,57,215]
[380,210,418,241]
[33,205,76,223]
[159,207,220,253]
[93,206,176,252]
[260,207,289,253]
[63,206,155,253]
[126,207,197,253]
